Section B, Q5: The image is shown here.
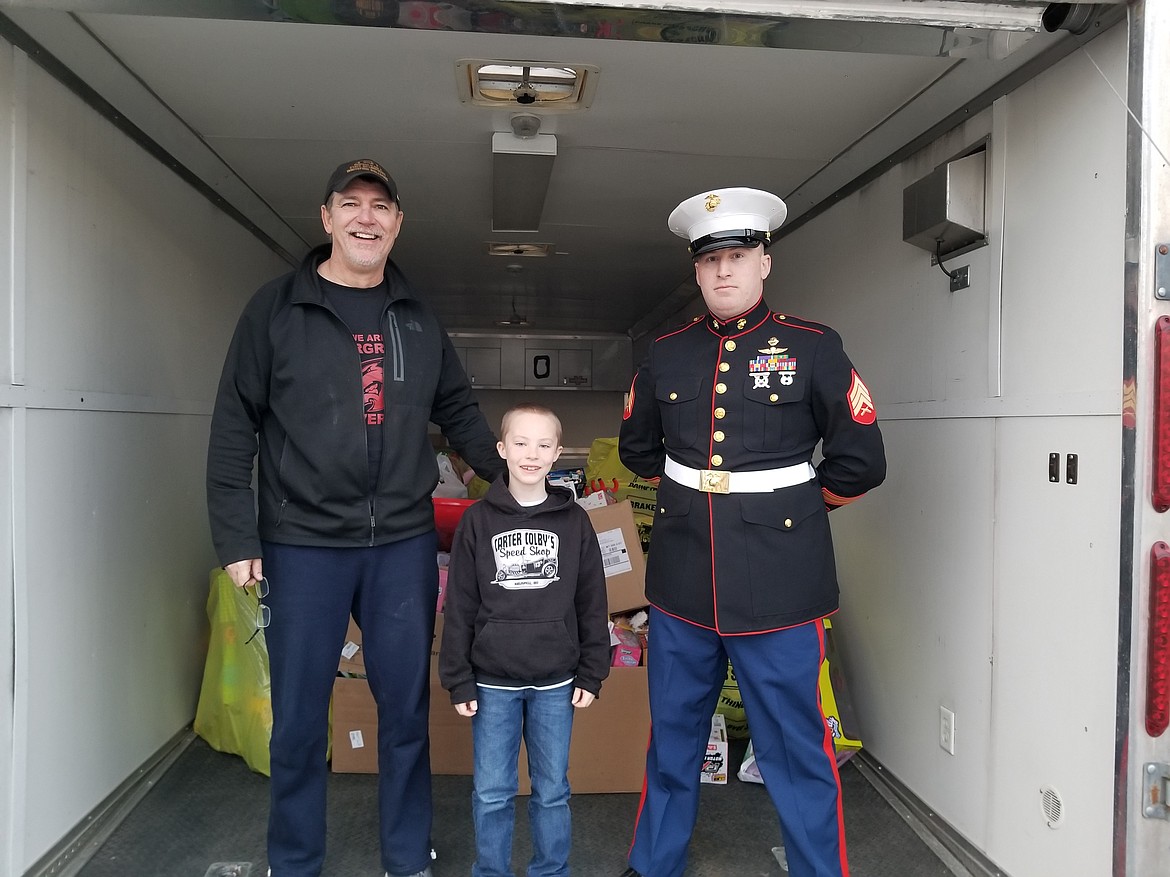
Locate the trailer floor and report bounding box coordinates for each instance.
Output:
[73,736,957,877]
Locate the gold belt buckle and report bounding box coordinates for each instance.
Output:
[699,469,730,494]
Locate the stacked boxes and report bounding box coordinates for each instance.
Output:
[332,614,490,779]
[330,500,652,794]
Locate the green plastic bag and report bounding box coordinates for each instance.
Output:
[193,569,272,775]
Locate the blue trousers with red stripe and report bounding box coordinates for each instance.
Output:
[261,534,438,877]
[627,608,848,877]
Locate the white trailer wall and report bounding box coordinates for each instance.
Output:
[1,38,288,875]
[769,23,1128,877]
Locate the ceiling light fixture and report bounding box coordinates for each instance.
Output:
[511,114,542,139]
[492,129,556,233]
[496,297,530,327]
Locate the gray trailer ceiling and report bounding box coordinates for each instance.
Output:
[0,1,1122,336]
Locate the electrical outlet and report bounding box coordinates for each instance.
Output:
[940,706,956,755]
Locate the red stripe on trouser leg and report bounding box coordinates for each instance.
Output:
[726,619,849,877]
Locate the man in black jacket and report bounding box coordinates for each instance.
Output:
[207,159,503,877]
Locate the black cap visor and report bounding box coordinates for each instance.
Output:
[323,159,399,207]
[689,229,770,257]
[326,173,397,206]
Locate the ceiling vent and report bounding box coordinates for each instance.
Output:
[457,61,599,111]
[487,242,555,258]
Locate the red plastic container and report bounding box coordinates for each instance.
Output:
[433,497,476,551]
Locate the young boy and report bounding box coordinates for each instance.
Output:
[439,403,611,877]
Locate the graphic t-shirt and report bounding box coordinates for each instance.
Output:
[321,278,389,488]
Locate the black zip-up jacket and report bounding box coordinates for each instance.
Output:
[439,478,611,706]
[206,244,503,566]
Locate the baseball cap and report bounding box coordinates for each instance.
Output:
[323,158,400,207]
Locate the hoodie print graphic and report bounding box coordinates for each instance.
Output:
[492,528,561,589]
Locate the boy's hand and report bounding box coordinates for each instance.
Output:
[572,688,595,708]
[455,701,478,717]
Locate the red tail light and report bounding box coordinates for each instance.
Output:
[1148,542,1170,736]
[1154,317,1170,511]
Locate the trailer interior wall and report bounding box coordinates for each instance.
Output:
[0,37,289,875]
[761,23,1127,877]
[466,390,625,453]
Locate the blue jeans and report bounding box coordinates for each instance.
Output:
[471,683,575,877]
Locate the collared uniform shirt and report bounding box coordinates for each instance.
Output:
[619,297,886,633]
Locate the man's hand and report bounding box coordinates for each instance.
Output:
[455,701,478,717]
[225,558,263,589]
[572,688,595,708]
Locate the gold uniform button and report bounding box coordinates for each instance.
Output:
[784,518,793,528]
[669,392,678,400]
[713,430,725,442]
[715,383,727,394]
[714,407,726,419]
[719,362,729,372]
[710,454,723,466]
[770,394,779,402]
[725,340,736,352]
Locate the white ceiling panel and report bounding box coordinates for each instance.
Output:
[0,2,1102,334]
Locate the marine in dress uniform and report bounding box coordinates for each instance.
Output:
[617,188,885,877]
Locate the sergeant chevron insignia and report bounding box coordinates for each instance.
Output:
[848,370,876,424]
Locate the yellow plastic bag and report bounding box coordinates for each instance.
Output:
[726,619,864,756]
[821,617,863,753]
[194,569,273,775]
[585,437,658,553]
[716,662,750,739]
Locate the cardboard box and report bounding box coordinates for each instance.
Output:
[330,676,380,773]
[332,620,651,794]
[700,713,729,784]
[575,491,609,510]
[338,616,365,675]
[332,513,653,793]
[332,614,536,792]
[586,500,648,613]
[429,664,651,795]
[566,666,649,793]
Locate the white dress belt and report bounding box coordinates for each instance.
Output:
[663,456,816,494]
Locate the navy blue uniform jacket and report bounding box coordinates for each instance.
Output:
[619,297,886,633]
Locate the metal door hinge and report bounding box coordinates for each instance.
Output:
[1143,762,1169,819]
[1157,243,1169,300]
